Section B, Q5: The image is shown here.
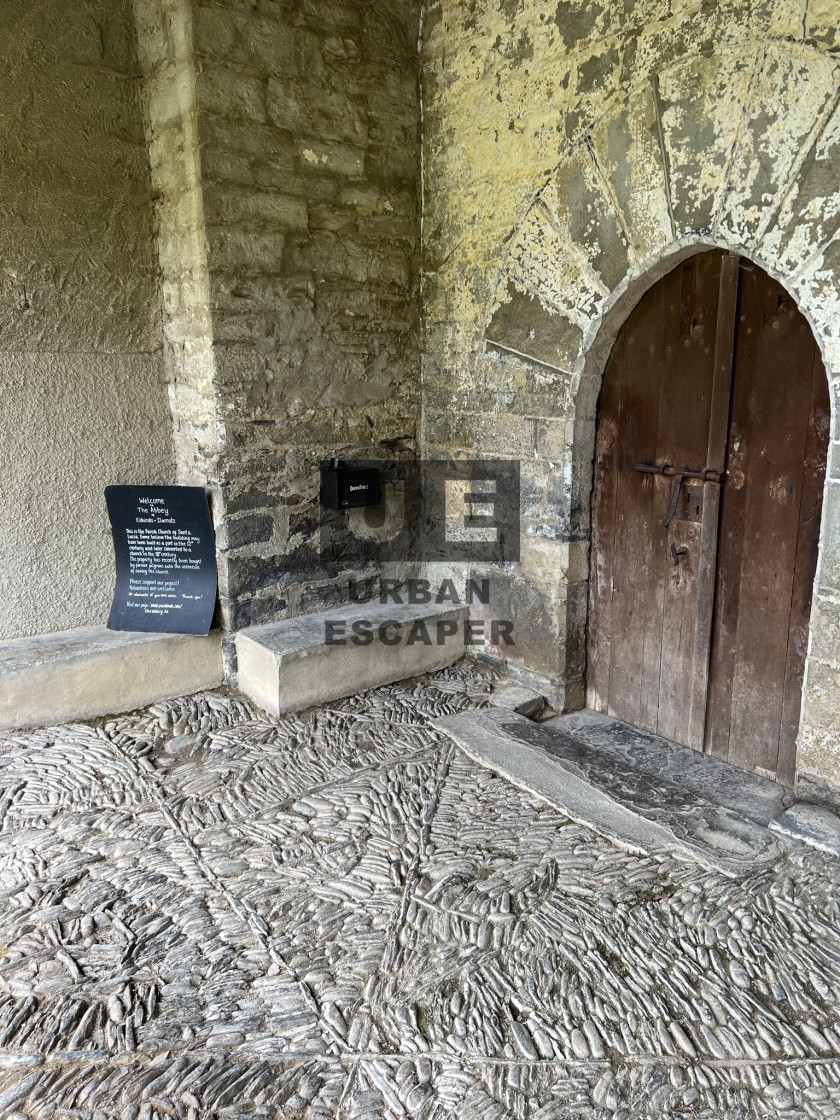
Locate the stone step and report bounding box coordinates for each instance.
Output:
[0,626,223,731]
[770,803,840,857]
[234,601,469,716]
[434,706,790,877]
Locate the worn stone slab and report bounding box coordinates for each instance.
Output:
[770,802,840,857]
[0,626,224,730]
[235,601,468,715]
[435,708,788,876]
[552,709,788,826]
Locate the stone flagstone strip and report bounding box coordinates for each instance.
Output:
[771,802,840,858]
[553,708,788,826]
[434,708,789,876]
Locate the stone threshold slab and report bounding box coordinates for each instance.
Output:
[235,601,469,716]
[434,708,789,877]
[0,626,224,730]
[549,709,788,826]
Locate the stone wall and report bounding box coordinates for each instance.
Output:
[420,0,840,795]
[155,0,423,634]
[0,0,174,641]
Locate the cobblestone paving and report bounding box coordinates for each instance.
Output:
[1,660,840,1119]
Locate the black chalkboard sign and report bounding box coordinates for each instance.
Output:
[105,485,217,635]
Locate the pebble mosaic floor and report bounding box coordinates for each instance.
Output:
[0,660,839,1119]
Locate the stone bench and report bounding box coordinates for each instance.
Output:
[234,600,469,715]
[0,626,223,730]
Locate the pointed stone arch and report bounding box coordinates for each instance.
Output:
[480,40,840,796]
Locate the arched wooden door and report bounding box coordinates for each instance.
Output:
[587,250,829,787]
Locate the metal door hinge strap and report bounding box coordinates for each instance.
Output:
[633,463,725,527]
[633,463,724,483]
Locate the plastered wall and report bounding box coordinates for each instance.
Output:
[420,0,840,796]
[0,0,174,640]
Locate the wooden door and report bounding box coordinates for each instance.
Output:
[587,250,829,784]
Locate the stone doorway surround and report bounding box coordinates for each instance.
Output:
[586,249,830,787]
[469,42,840,804]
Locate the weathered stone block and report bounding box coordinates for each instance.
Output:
[296,138,365,178]
[507,576,571,681]
[196,65,267,125]
[336,181,415,215]
[366,141,419,183]
[205,228,287,271]
[286,231,411,287]
[589,82,673,259]
[193,5,300,77]
[267,77,368,143]
[489,681,550,720]
[235,601,467,714]
[487,283,582,372]
[224,548,341,601]
[0,627,223,730]
[302,0,363,36]
[770,802,840,856]
[224,513,276,550]
[227,592,289,631]
[718,47,838,248]
[203,184,309,230]
[656,50,754,236]
[816,480,840,593]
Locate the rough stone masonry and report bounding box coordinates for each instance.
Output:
[419,0,840,800]
[134,0,423,636]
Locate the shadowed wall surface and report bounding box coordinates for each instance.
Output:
[0,0,174,640]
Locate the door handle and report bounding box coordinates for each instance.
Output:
[664,475,685,528]
[634,463,724,527]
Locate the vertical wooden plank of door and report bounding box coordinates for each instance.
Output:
[587,333,625,712]
[777,346,830,785]
[723,271,818,778]
[686,252,740,749]
[705,267,762,762]
[638,267,682,732]
[606,278,671,729]
[655,252,725,748]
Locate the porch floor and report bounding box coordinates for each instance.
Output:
[0,660,839,1118]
